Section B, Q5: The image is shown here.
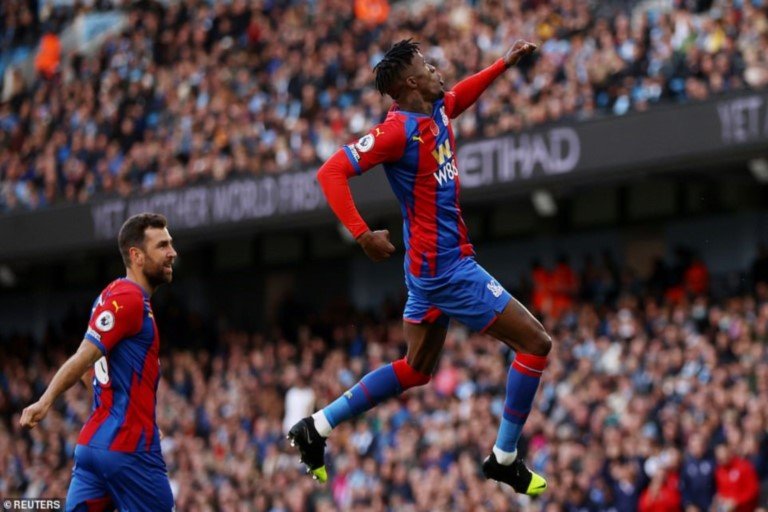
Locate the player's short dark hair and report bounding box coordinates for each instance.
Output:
[374,39,420,97]
[118,213,168,267]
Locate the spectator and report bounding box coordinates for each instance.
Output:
[551,255,578,319]
[639,466,681,512]
[355,0,390,26]
[531,259,553,316]
[667,247,693,303]
[648,256,672,299]
[606,459,645,511]
[714,443,760,512]
[282,369,316,435]
[680,433,716,511]
[33,29,60,80]
[684,255,710,296]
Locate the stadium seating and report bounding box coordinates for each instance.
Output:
[3,253,768,510]
[1,0,767,211]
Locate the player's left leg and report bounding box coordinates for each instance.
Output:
[288,313,447,483]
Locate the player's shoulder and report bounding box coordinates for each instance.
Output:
[377,110,422,139]
[101,279,146,306]
[350,114,408,155]
[378,110,409,131]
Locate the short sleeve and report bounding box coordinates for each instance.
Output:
[84,289,145,355]
[342,120,407,175]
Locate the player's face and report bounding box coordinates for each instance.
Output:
[140,227,177,287]
[411,52,444,101]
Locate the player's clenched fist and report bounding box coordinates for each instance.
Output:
[20,400,50,429]
[504,40,537,67]
[357,229,396,262]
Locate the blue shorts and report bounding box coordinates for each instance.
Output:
[404,257,512,332]
[66,445,173,512]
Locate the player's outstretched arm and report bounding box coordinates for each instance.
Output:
[446,40,537,119]
[20,340,102,428]
[503,40,538,68]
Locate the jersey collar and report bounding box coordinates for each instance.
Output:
[120,277,151,298]
[390,101,440,118]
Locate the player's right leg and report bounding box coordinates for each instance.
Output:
[288,305,447,483]
[65,446,114,512]
[100,449,174,512]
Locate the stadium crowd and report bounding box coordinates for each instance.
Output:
[1,0,122,55]
[1,0,768,211]
[2,250,768,511]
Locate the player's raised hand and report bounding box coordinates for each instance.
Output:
[20,400,50,429]
[504,40,537,67]
[357,230,396,262]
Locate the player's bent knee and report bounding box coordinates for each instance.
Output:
[393,357,431,390]
[536,331,553,356]
[539,331,552,356]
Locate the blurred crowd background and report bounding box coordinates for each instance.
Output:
[3,0,768,510]
[1,0,767,210]
[2,249,768,511]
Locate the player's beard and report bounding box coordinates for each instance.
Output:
[145,260,173,287]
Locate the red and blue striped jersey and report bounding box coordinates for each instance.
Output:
[318,59,508,279]
[79,278,161,452]
[343,95,473,278]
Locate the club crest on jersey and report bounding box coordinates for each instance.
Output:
[355,133,375,153]
[487,279,505,298]
[95,310,115,332]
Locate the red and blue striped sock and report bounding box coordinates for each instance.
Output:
[494,352,547,462]
[321,358,430,430]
